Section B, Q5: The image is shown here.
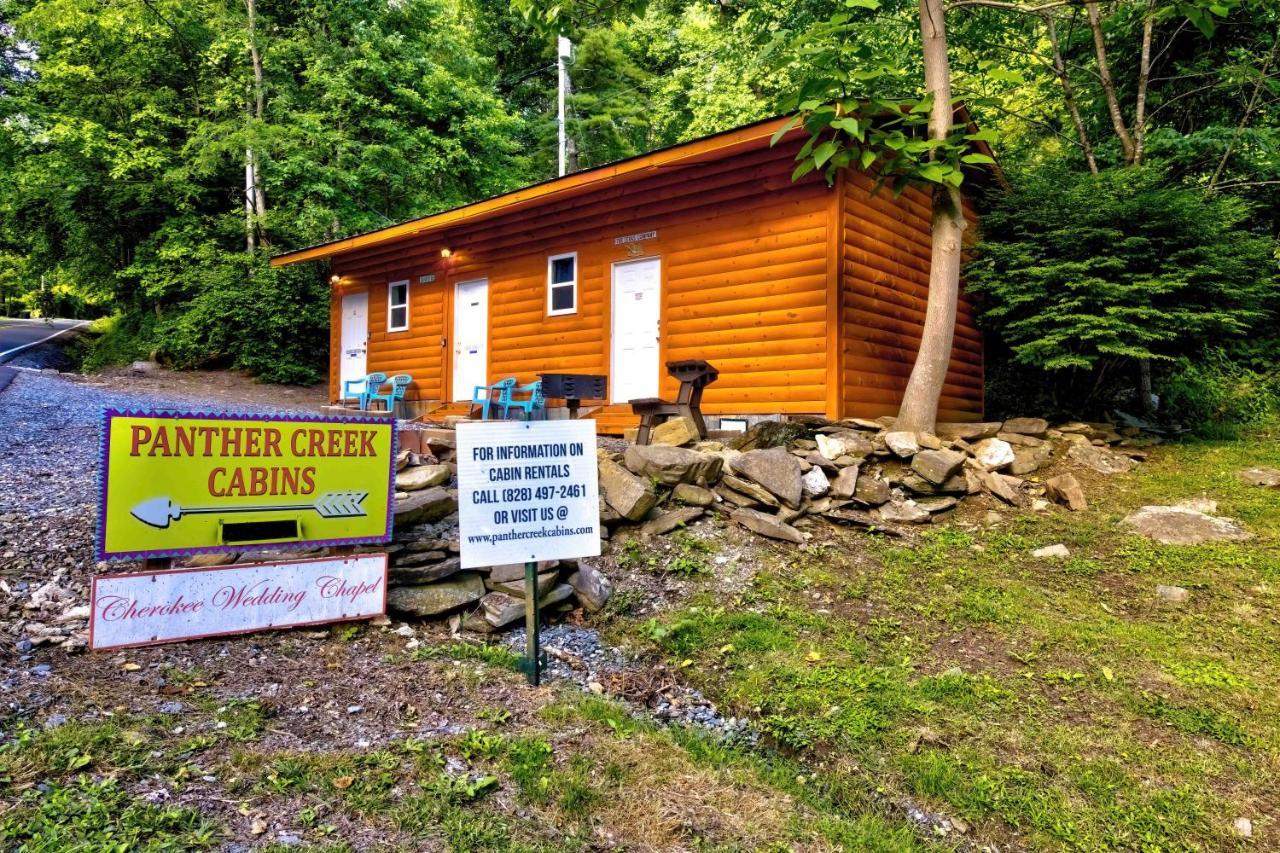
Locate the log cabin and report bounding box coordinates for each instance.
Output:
[271,115,986,432]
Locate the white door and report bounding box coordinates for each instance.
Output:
[339,292,368,397]
[611,258,661,403]
[453,278,489,401]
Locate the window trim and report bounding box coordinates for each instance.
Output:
[546,252,578,317]
[387,279,411,332]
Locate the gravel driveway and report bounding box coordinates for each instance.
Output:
[0,369,318,654]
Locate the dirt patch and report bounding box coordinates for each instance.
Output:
[84,365,327,411]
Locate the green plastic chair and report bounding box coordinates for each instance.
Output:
[368,374,411,413]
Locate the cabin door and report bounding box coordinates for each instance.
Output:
[610,257,661,403]
[452,278,489,401]
[339,291,368,395]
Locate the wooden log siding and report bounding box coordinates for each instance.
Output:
[323,127,984,424]
[332,140,837,415]
[839,171,984,422]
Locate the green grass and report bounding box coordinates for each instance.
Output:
[6,428,1276,850]
[0,776,219,851]
[0,720,220,851]
[617,428,1280,850]
[410,640,522,669]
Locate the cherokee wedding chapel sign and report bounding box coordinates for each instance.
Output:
[89,554,388,650]
[97,409,396,561]
[455,419,600,569]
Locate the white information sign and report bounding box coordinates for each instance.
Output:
[89,554,387,650]
[456,419,601,569]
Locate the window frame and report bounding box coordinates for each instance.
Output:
[387,278,411,332]
[546,252,578,317]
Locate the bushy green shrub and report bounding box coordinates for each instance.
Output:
[1157,352,1279,438]
[81,231,330,385]
[153,255,329,385]
[75,312,157,373]
[968,164,1278,418]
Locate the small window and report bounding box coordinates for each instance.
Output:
[547,252,577,316]
[388,280,410,331]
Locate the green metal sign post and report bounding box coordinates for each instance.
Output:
[520,560,543,686]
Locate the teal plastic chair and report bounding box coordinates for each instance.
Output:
[472,378,516,420]
[344,372,386,410]
[504,380,545,420]
[368,374,411,413]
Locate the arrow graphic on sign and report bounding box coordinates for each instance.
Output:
[130,492,369,529]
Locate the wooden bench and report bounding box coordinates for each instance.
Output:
[629,360,719,445]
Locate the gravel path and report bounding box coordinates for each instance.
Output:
[0,369,319,655]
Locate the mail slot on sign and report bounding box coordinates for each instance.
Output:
[97,409,396,561]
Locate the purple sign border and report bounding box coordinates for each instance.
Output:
[96,407,398,562]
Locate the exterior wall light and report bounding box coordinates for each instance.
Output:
[329,274,341,285]
[440,248,452,258]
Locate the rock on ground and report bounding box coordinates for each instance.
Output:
[911,449,966,485]
[623,444,722,486]
[854,473,892,506]
[829,465,860,499]
[649,416,699,447]
[671,483,715,506]
[935,422,1002,441]
[568,560,613,612]
[393,488,457,528]
[801,466,830,498]
[1002,417,1049,436]
[978,470,1027,506]
[598,452,657,521]
[641,506,704,537]
[1068,443,1137,475]
[816,431,873,461]
[1122,506,1253,545]
[971,438,1015,471]
[1238,468,1280,488]
[877,501,931,524]
[395,464,451,492]
[730,447,803,509]
[884,431,920,458]
[387,573,485,616]
[730,507,804,544]
[1044,473,1088,511]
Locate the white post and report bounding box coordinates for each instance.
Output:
[557,35,572,177]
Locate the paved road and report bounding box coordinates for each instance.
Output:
[0,318,89,363]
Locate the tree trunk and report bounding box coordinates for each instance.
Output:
[1209,28,1278,189]
[245,0,268,246]
[245,145,256,253]
[1085,1,1136,164]
[1133,8,1154,165]
[1137,358,1156,418]
[895,0,967,434]
[1046,14,1099,175]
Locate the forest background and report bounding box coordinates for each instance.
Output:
[0,0,1276,430]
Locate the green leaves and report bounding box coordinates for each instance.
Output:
[775,98,1000,191]
[968,165,1276,375]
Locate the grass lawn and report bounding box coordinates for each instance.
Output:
[2,428,1277,850]
[619,428,1280,850]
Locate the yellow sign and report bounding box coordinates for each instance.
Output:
[97,410,396,561]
